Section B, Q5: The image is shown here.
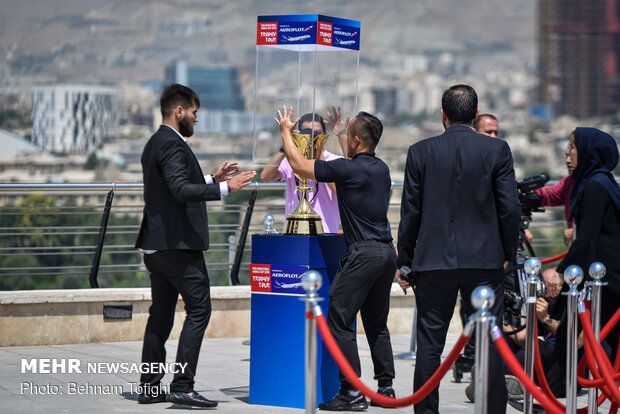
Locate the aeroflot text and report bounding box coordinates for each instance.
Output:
[21,359,187,374]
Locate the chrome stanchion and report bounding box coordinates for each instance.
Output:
[396,303,417,360]
[301,270,323,413]
[522,257,541,414]
[263,213,278,234]
[471,285,495,414]
[587,262,606,414]
[562,265,583,414]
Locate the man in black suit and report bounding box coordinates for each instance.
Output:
[396,84,520,414]
[135,84,255,408]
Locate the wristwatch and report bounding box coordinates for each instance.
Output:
[545,318,553,327]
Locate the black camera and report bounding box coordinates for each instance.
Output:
[504,290,524,327]
[517,173,549,216]
[503,275,547,333]
[517,173,549,193]
[399,265,417,287]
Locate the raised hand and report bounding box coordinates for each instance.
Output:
[213,162,240,183]
[274,106,299,134]
[325,106,350,137]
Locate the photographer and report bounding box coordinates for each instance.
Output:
[522,141,575,247]
[507,268,583,402]
[467,267,581,404]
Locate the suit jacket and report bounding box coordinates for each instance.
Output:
[397,124,520,272]
[135,125,221,251]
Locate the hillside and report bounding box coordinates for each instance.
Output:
[0,0,536,84]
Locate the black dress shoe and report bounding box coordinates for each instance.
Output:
[137,392,168,404]
[166,391,218,408]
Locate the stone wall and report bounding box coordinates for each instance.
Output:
[0,284,431,347]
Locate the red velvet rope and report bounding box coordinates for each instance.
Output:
[310,295,620,410]
[573,303,620,413]
[540,251,568,265]
[579,318,617,410]
[578,304,620,384]
[494,333,565,414]
[504,300,620,414]
[531,322,569,411]
[532,319,612,413]
[579,309,620,405]
[314,312,469,408]
[509,300,620,414]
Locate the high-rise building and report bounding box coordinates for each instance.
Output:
[32,85,118,154]
[162,60,271,135]
[538,0,620,118]
[164,61,245,111]
[372,87,412,119]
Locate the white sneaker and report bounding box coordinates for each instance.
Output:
[505,375,524,400]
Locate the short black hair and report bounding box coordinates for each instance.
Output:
[441,84,478,124]
[352,111,383,148]
[473,113,498,130]
[160,84,200,118]
[299,112,326,133]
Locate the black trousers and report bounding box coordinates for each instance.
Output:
[513,338,566,398]
[140,250,212,393]
[326,241,396,390]
[414,268,507,414]
[601,288,620,364]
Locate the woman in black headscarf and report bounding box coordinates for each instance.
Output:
[549,127,620,360]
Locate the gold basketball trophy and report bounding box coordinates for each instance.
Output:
[284,132,329,235]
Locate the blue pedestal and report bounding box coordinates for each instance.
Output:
[249,234,346,409]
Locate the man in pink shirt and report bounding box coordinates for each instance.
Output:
[261,112,342,233]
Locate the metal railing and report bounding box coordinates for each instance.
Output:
[0,181,569,290]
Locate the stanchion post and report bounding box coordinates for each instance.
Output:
[471,285,495,414]
[562,265,583,414]
[263,213,278,234]
[301,270,323,414]
[522,257,541,414]
[587,262,606,414]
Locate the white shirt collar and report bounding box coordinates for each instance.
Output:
[162,124,187,143]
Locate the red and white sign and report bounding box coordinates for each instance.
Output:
[317,21,333,46]
[257,22,279,45]
[250,263,271,292]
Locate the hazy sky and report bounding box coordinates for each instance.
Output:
[0,0,108,35]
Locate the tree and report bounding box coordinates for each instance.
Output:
[0,194,141,290]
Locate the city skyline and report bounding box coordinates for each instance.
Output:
[0,0,618,186]
[0,0,536,87]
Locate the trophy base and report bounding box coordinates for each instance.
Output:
[285,216,324,235]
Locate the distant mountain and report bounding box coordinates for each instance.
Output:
[0,0,535,84]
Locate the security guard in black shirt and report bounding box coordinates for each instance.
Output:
[275,106,396,411]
